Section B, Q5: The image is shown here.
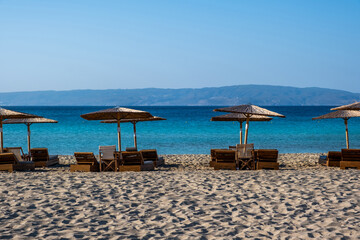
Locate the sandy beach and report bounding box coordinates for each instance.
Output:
[0,153,359,239]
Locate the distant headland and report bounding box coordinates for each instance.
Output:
[0,85,359,106]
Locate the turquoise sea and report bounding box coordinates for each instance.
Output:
[2,106,360,155]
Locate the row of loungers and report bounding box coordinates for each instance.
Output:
[210,148,280,170]
[70,146,164,172]
[0,147,59,172]
[327,149,360,169]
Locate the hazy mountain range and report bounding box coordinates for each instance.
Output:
[0,85,359,106]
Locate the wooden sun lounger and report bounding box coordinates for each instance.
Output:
[253,149,279,170]
[30,148,58,167]
[4,147,30,161]
[327,151,341,167]
[213,150,237,170]
[340,149,360,170]
[210,149,227,168]
[0,153,35,172]
[70,152,100,172]
[140,149,164,167]
[119,151,154,171]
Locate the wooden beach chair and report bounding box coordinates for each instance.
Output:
[140,149,164,167]
[119,151,154,171]
[30,148,59,167]
[99,145,118,172]
[326,151,341,167]
[213,150,237,170]
[340,149,360,170]
[70,152,100,172]
[236,143,255,170]
[253,149,279,170]
[0,153,35,172]
[4,147,29,161]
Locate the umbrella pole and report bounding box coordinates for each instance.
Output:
[133,121,137,150]
[344,118,349,149]
[117,120,121,151]
[244,117,250,144]
[27,123,31,154]
[0,120,3,152]
[239,121,243,144]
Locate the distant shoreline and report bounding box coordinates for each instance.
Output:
[0,84,359,106]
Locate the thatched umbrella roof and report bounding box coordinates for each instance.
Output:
[101,116,166,149]
[0,107,38,152]
[211,113,272,144]
[101,116,166,123]
[213,105,285,144]
[312,110,360,120]
[3,117,58,153]
[0,107,37,120]
[3,117,58,124]
[81,107,153,151]
[331,102,360,111]
[312,110,360,149]
[81,107,152,120]
[214,105,285,118]
[211,113,273,122]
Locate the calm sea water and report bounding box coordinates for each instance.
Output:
[2,106,360,155]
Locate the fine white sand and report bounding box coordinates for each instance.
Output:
[0,154,359,239]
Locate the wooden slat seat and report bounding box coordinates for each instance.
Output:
[70,152,100,172]
[327,151,341,167]
[213,150,236,170]
[140,149,164,167]
[340,149,360,169]
[254,149,279,170]
[119,151,154,171]
[30,148,58,167]
[0,153,35,172]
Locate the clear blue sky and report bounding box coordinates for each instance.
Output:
[0,0,359,92]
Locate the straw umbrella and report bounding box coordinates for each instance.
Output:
[312,110,360,149]
[81,107,153,151]
[211,113,272,144]
[101,116,166,149]
[331,102,360,111]
[214,104,285,144]
[0,107,37,152]
[3,117,58,153]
